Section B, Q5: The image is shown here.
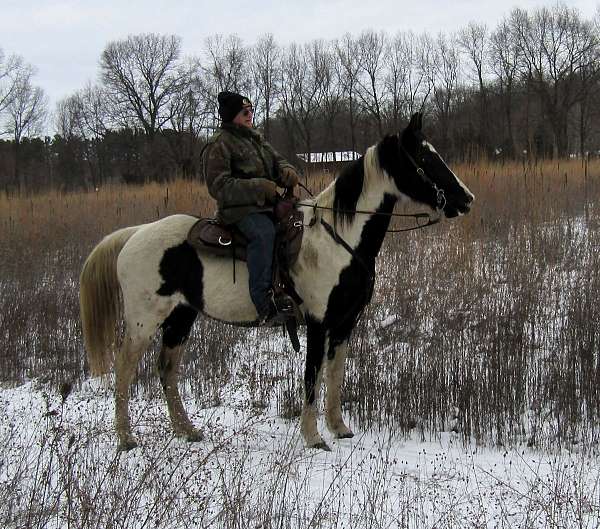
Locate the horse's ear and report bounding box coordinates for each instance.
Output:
[406,112,423,134]
[407,113,420,131]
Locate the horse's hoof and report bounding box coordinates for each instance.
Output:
[310,441,332,452]
[336,431,354,439]
[185,430,204,443]
[117,438,138,452]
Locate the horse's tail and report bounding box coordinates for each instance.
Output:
[80,226,140,376]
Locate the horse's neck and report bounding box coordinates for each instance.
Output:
[313,146,397,260]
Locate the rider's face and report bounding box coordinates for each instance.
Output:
[233,105,254,128]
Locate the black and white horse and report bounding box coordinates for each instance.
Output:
[80,113,474,451]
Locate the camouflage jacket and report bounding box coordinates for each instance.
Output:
[202,123,297,225]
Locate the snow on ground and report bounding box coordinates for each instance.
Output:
[2,367,599,528]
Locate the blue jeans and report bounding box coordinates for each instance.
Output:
[235,213,276,316]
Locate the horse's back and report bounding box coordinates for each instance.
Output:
[124,214,197,247]
[115,213,257,323]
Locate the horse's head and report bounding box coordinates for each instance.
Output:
[378,113,474,218]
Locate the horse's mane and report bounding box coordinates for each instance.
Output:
[312,146,383,229]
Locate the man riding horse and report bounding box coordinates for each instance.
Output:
[80,109,474,451]
[202,91,300,325]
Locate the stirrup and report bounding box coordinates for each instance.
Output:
[273,292,295,317]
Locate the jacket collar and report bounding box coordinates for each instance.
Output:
[221,122,263,142]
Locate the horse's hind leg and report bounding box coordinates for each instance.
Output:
[115,331,151,451]
[325,339,354,439]
[158,304,203,442]
[300,316,329,450]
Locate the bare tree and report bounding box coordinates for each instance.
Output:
[165,58,212,177]
[458,22,491,153]
[250,34,280,140]
[389,32,436,119]
[335,34,361,156]
[78,83,112,138]
[575,31,600,156]
[356,30,387,137]
[416,33,438,110]
[385,33,409,130]
[100,33,184,139]
[55,94,82,141]
[204,34,250,92]
[0,48,23,113]
[280,41,325,158]
[203,34,251,128]
[511,5,600,158]
[56,84,114,187]
[168,59,211,136]
[432,33,461,152]
[315,41,343,156]
[489,19,522,157]
[4,67,47,188]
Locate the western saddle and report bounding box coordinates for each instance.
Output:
[186,196,305,351]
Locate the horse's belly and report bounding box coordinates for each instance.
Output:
[200,257,257,322]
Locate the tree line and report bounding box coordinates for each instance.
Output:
[1,3,599,192]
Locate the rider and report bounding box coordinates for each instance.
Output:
[202,91,300,324]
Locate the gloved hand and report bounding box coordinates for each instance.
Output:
[257,178,278,204]
[280,166,300,188]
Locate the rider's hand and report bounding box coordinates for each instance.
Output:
[257,178,278,204]
[280,166,299,188]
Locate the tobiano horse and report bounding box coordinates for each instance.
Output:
[80,113,474,451]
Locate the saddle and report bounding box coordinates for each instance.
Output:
[187,198,304,268]
[188,195,304,304]
[187,197,305,351]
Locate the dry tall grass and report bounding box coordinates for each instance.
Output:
[1,158,599,447]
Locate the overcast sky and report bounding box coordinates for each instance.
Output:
[2,0,598,119]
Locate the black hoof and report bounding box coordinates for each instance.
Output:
[311,441,332,452]
[336,431,355,439]
[117,439,138,452]
[185,430,204,443]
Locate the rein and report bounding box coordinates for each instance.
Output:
[297,200,442,233]
[296,171,443,234]
[296,140,446,234]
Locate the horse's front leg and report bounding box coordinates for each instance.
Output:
[300,316,329,450]
[325,339,354,439]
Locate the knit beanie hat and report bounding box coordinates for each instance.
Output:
[218,91,252,122]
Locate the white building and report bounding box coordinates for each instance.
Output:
[296,151,361,163]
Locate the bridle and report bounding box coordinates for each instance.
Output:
[294,143,448,332]
[292,144,449,332]
[296,138,447,234]
[398,141,447,213]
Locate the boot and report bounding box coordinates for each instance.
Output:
[258,291,295,326]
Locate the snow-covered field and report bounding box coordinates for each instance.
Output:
[3,182,600,527]
[2,335,599,529]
